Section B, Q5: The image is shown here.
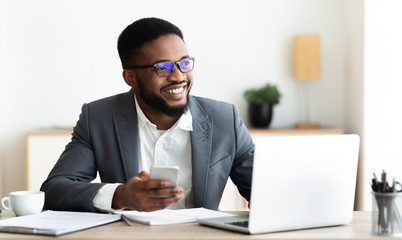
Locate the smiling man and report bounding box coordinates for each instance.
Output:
[41,18,254,213]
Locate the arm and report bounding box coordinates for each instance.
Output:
[230,105,254,202]
[41,103,184,212]
[40,104,104,212]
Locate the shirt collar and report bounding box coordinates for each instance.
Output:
[134,94,193,131]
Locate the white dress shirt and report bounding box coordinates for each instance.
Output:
[92,94,193,211]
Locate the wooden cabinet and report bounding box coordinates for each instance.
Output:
[25,130,101,191]
[25,130,72,191]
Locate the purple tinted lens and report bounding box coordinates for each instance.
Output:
[155,62,174,76]
[179,58,194,72]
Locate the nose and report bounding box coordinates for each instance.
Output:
[167,64,186,82]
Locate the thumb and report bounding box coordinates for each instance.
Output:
[137,170,150,181]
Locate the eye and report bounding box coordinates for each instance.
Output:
[156,62,170,70]
[180,60,190,66]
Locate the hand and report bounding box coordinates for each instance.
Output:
[112,171,184,212]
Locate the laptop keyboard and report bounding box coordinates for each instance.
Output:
[226,220,249,228]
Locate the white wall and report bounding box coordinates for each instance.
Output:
[345,0,365,210]
[345,0,402,210]
[360,0,402,210]
[0,0,348,195]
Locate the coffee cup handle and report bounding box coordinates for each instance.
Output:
[1,197,13,211]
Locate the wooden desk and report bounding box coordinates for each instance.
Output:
[0,211,392,240]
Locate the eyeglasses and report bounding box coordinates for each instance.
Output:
[128,57,195,77]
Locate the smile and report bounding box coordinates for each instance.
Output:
[162,82,189,95]
[164,87,184,94]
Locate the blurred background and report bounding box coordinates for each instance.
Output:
[0,0,401,210]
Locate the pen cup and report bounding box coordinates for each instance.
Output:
[372,192,402,237]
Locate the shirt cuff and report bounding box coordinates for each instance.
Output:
[92,183,122,212]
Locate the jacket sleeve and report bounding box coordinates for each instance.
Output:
[230,105,254,202]
[40,103,105,212]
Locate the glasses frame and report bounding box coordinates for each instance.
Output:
[128,57,195,77]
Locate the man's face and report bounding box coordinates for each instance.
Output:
[127,34,194,118]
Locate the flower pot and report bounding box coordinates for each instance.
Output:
[248,103,273,128]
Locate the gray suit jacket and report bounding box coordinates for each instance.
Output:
[41,89,254,212]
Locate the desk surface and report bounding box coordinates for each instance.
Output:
[0,211,393,240]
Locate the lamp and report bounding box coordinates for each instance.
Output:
[293,34,321,129]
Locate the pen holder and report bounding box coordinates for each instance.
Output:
[372,192,402,237]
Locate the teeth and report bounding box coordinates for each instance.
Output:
[166,87,184,94]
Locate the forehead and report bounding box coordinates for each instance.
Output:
[139,34,188,63]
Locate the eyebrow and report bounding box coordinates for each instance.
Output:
[152,55,190,65]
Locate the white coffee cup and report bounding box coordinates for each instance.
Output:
[1,191,44,216]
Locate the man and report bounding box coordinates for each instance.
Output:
[41,17,254,213]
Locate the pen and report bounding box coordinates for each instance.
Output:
[392,177,397,192]
[381,170,387,192]
[121,214,133,226]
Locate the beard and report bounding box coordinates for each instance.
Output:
[136,78,191,118]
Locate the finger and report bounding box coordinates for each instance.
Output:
[142,194,184,212]
[125,171,150,189]
[129,172,170,190]
[149,193,185,206]
[131,190,184,212]
[141,179,171,190]
[149,187,184,198]
[137,170,150,180]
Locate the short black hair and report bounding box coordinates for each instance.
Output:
[117,17,184,69]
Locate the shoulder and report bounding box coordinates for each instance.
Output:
[189,95,239,120]
[190,96,235,111]
[87,90,133,109]
[83,90,134,116]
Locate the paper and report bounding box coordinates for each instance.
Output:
[0,211,120,236]
[115,207,235,225]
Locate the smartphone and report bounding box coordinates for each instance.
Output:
[150,165,180,187]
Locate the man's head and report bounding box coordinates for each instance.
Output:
[117,17,184,70]
[118,18,194,121]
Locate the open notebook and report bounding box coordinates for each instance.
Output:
[0,211,120,236]
[0,208,234,235]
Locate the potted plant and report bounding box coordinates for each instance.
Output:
[243,83,282,128]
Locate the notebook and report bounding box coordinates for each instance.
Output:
[199,134,360,234]
[0,211,121,236]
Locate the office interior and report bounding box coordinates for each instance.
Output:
[0,0,401,212]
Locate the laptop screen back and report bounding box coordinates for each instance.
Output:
[249,134,360,234]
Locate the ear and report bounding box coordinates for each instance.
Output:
[122,69,137,88]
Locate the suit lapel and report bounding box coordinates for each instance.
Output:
[112,89,139,181]
[189,97,213,207]
[111,93,213,206]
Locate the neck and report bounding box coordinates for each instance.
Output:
[147,111,179,130]
[137,100,180,130]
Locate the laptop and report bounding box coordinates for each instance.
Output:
[199,134,360,234]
